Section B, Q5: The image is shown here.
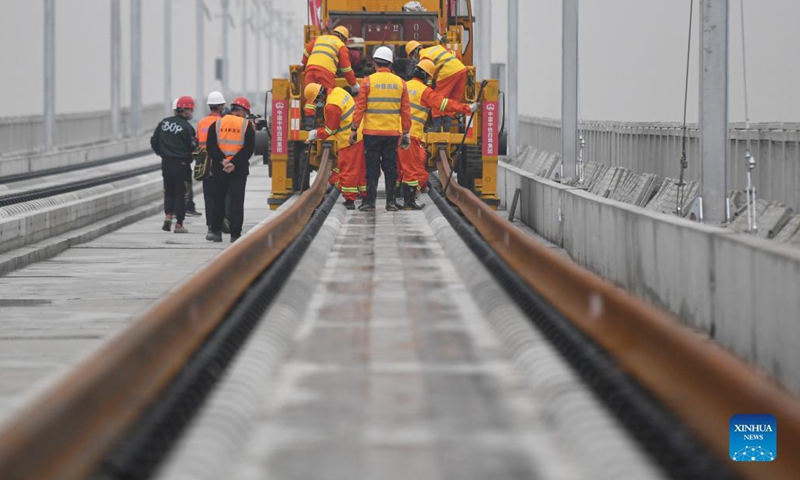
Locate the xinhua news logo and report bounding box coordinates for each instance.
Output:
[729,414,777,462]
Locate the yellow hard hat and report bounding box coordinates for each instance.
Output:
[304,82,324,104]
[416,59,436,77]
[405,40,422,57]
[333,26,349,39]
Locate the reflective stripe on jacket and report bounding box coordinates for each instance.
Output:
[196,113,221,147]
[307,35,345,74]
[420,45,465,81]
[407,79,430,140]
[215,115,249,160]
[325,87,356,150]
[364,71,405,135]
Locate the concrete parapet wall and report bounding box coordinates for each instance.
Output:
[0,174,162,255]
[498,161,800,396]
[0,136,151,179]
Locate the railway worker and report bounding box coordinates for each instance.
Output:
[301,26,361,123]
[398,59,478,210]
[349,46,412,212]
[150,96,196,234]
[170,97,203,219]
[205,97,255,243]
[405,39,468,130]
[304,82,366,210]
[195,91,227,234]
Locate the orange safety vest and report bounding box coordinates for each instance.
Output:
[364,71,405,135]
[215,114,248,160]
[324,87,357,150]
[420,45,465,81]
[306,35,345,75]
[196,113,221,147]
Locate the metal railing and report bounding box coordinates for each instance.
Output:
[519,116,800,211]
[0,105,164,156]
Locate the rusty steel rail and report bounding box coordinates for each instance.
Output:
[435,150,800,480]
[0,149,334,480]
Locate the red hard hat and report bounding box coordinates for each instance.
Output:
[231,97,251,112]
[176,96,195,109]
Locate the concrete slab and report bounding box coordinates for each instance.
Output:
[0,164,275,428]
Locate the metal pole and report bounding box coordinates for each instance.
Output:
[131,0,142,135]
[699,0,729,223]
[222,0,230,95]
[478,0,491,79]
[165,0,172,114]
[111,0,121,138]
[561,0,579,182]
[255,0,261,96]
[242,0,248,97]
[197,0,205,113]
[44,0,55,150]
[507,0,518,158]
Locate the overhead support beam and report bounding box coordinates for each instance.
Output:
[44,0,55,150]
[507,0,519,158]
[699,0,730,224]
[131,0,142,135]
[111,0,121,138]
[561,0,579,182]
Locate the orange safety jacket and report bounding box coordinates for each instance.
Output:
[419,45,466,81]
[215,114,249,161]
[196,112,222,147]
[352,68,411,137]
[407,78,471,139]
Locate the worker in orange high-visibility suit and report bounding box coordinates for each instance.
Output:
[406,40,467,130]
[301,26,360,122]
[304,82,366,210]
[349,46,412,212]
[398,59,477,210]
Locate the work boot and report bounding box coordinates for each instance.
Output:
[394,185,406,210]
[385,183,398,212]
[174,224,188,234]
[221,218,231,234]
[343,199,356,210]
[186,210,203,217]
[404,186,425,210]
[230,235,240,243]
[162,216,172,232]
[206,231,223,242]
[358,199,376,212]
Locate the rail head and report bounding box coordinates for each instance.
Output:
[436,150,800,480]
[0,148,333,480]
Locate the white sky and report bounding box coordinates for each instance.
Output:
[2,0,799,123]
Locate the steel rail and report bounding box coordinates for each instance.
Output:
[0,149,152,185]
[435,150,800,480]
[0,148,333,480]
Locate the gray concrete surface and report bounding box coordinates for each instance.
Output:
[156,202,664,480]
[498,161,800,396]
[0,136,151,179]
[0,165,273,428]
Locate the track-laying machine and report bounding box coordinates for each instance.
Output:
[261,0,506,209]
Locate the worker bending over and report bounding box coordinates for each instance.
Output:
[349,46,412,212]
[398,59,477,210]
[405,40,467,129]
[205,97,255,243]
[302,26,360,121]
[305,83,366,210]
[150,96,196,234]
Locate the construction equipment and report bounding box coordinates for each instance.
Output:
[261,0,505,210]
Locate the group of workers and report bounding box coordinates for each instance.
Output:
[150,92,255,243]
[302,27,477,211]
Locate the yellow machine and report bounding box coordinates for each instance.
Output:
[263,0,505,209]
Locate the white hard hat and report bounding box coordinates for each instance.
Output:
[207,91,226,105]
[172,98,179,110]
[373,46,394,64]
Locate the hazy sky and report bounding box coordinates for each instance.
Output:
[3,0,799,123]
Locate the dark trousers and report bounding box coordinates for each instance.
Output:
[202,177,214,227]
[211,173,247,237]
[185,181,196,212]
[162,159,191,224]
[364,135,399,200]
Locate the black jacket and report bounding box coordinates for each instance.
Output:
[207,115,255,176]
[150,115,196,161]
